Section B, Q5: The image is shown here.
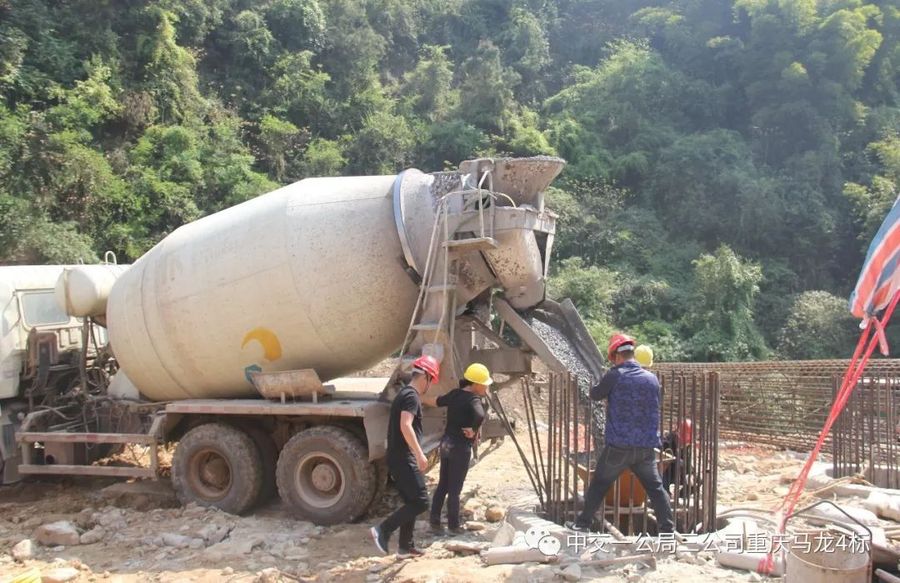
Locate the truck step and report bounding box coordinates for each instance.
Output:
[410,322,442,332]
[18,464,156,479]
[443,237,498,253]
[16,432,158,445]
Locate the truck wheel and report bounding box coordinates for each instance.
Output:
[172,423,263,515]
[243,425,278,507]
[276,426,375,525]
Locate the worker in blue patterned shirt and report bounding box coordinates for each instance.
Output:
[566,333,675,534]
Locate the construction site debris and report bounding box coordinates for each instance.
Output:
[485,506,505,522]
[444,541,489,554]
[78,527,105,545]
[33,522,80,547]
[558,563,581,580]
[11,539,33,562]
[716,550,784,576]
[40,567,80,583]
[491,522,516,547]
[580,553,658,570]
[866,491,900,522]
[481,545,556,566]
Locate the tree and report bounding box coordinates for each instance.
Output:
[500,8,550,104]
[257,114,302,182]
[686,246,769,361]
[344,110,417,175]
[400,45,456,122]
[266,0,326,53]
[547,256,619,324]
[777,291,858,359]
[419,120,488,170]
[299,138,346,177]
[135,7,205,123]
[457,40,518,134]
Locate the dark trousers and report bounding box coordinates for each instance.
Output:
[576,445,675,533]
[430,437,472,529]
[379,455,429,550]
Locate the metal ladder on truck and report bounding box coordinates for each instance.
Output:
[386,174,500,392]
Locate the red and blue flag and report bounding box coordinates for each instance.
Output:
[850,196,900,319]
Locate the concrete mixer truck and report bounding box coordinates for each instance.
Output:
[12,156,605,525]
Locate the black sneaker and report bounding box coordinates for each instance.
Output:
[370,525,388,555]
[398,547,424,557]
[447,526,465,535]
[429,522,445,535]
[565,521,591,533]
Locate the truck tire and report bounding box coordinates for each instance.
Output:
[171,423,263,515]
[363,459,389,518]
[276,426,376,525]
[242,425,278,507]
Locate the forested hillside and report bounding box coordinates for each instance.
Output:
[1,0,898,360]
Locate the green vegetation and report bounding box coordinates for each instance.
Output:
[2,0,897,360]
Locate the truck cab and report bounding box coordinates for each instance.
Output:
[0,266,87,483]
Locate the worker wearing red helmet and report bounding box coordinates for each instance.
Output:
[371,355,440,556]
[566,333,675,534]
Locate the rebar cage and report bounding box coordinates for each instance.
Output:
[833,374,900,489]
[493,371,719,535]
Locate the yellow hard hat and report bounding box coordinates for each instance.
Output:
[635,345,654,368]
[464,363,494,386]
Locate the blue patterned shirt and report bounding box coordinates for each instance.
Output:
[590,360,661,448]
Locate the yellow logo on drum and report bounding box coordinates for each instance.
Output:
[242,327,283,383]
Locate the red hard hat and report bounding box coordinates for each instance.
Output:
[607,333,636,361]
[412,355,440,383]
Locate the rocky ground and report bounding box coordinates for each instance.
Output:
[4,356,899,583]
[0,435,831,583]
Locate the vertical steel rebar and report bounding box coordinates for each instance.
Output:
[556,374,563,524]
[490,392,545,508]
[548,375,555,521]
[574,374,581,523]
[563,374,570,524]
[521,380,544,504]
[526,380,549,495]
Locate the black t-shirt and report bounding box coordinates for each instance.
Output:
[437,388,486,443]
[387,385,423,460]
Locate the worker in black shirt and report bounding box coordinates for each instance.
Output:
[370,355,441,556]
[424,362,492,534]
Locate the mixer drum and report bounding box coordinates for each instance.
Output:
[106,176,420,401]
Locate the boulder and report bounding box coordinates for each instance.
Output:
[41,567,80,583]
[485,506,505,523]
[34,522,80,547]
[198,524,230,545]
[491,523,516,547]
[560,563,581,581]
[11,539,34,561]
[162,533,192,548]
[100,480,178,511]
[80,527,106,545]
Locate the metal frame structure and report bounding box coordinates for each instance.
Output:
[656,359,900,452]
[492,371,719,536]
[833,374,900,489]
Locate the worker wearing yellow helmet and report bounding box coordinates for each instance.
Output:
[635,345,654,368]
[423,362,493,535]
